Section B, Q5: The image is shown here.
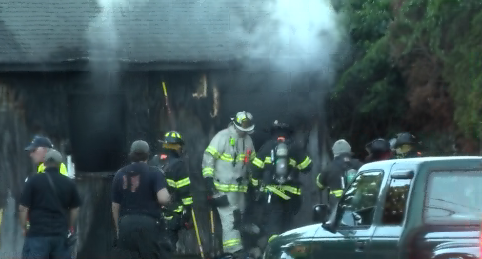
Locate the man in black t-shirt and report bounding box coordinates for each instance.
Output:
[19,149,82,259]
[111,140,171,259]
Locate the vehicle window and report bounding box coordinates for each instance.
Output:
[424,171,482,224]
[382,179,411,225]
[338,170,384,227]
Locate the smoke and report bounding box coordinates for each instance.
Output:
[231,0,347,82]
[86,0,119,67]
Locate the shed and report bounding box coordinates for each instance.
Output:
[0,0,330,258]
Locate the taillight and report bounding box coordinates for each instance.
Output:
[480,226,482,257]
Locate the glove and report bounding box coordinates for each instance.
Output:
[212,192,229,207]
[181,208,193,229]
[206,177,229,207]
[254,184,264,202]
[206,177,217,197]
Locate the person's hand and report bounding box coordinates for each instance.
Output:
[212,192,229,207]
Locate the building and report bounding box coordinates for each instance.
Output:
[0,0,330,257]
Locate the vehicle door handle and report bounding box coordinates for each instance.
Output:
[355,240,366,252]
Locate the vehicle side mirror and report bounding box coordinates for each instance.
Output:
[312,204,330,224]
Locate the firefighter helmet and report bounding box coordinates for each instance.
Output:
[232,111,255,133]
[394,132,416,148]
[270,120,294,137]
[162,131,184,145]
[366,138,390,154]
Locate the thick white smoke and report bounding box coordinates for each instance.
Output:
[231,0,347,82]
[86,0,121,70]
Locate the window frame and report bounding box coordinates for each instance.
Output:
[423,169,482,226]
[336,169,385,229]
[380,178,413,226]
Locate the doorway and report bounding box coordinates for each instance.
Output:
[68,93,126,173]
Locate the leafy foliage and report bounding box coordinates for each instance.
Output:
[328,0,407,157]
[330,0,482,155]
[391,0,482,146]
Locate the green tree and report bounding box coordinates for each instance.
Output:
[328,0,407,156]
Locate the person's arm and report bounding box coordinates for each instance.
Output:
[153,170,170,205]
[250,144,269,187]
[19,178,33,235]
[173,161,192,207]
[111,203,120,237]
[18,205,28,235]
[111,173,122,236]
[202,132,224,179]
[247,137,264,185]
[316,169,326,190]
[157,189,170,205]
[69,182,82,231]
[294,146,313,174]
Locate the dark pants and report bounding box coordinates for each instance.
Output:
[22,235,70,259]
[116,214,170,259]
[262,194,299,245]
[165,215,181,252]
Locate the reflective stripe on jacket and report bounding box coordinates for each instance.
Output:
[202,124,258,192]
[251,138,313,199]
[37,163,68,176]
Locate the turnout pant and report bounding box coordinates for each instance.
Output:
[117,214,170,259]
[262,194,300,245]
[217,191,246,253]
[22,235,70,259]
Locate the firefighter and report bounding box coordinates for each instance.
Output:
[201,111,264,258]
[24,135,68,176]
[316,139,363,208]
[365,138,392,163]
[149,131,192,252]
[393,132,422,158]
[251,120,312,251]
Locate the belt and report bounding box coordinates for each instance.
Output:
[121,213,161,223]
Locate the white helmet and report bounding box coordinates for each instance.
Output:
[231,111,255,133]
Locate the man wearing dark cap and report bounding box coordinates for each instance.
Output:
[111,140,171,259]
[19,149,82,259]
[25,135,68,176]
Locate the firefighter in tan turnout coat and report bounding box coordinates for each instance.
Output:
[202,111,264,257]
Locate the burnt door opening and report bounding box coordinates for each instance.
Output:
[68,93,126,172]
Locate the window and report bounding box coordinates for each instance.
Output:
[382,179,412,225]
[424,170,482,224]
[338,170,384,227]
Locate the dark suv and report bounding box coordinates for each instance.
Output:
[263,157,482,259]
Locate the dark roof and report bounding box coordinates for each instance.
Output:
[0,0,245,65]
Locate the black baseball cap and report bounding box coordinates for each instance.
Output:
[25,136,54,151]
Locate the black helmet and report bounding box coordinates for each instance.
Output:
[162,131,184,145]
[269,120,294,137]
[366,138,390,154]
[394,132,416,148]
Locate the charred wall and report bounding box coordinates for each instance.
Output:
[0,71,218,257]
[0,68,330,258]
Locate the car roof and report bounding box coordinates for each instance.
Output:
[359,156,482,174]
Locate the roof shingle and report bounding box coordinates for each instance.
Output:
[0,0,247,63]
